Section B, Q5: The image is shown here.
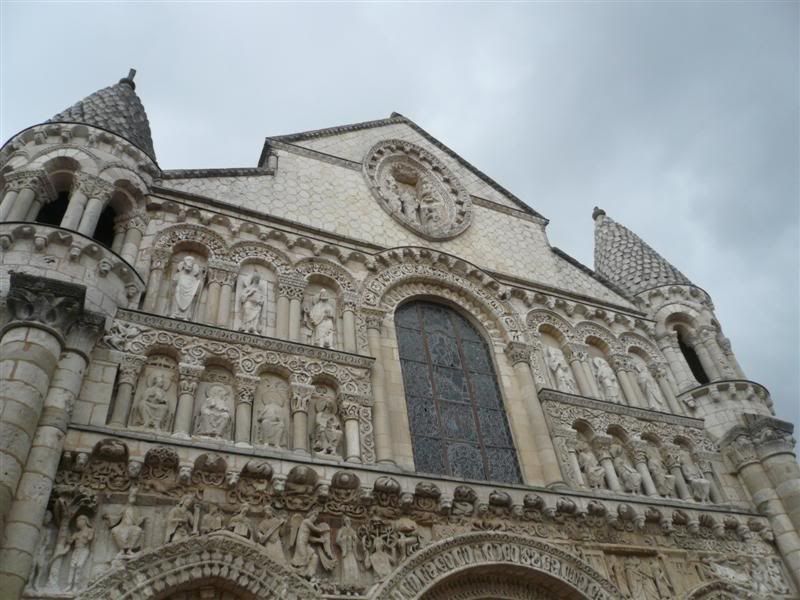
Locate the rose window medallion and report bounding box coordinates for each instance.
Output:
[363,140,473,240]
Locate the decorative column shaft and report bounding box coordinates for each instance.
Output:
[0,273,85,538]
[717,333,746,379]
[657,331,695,390]
[234,375,259,446]
[506,341,565,488]
[111,219,127,254]
[276,295,290,339]
[342,294,358,353]
[566,344,593,397]
[0,189,19,221]
[650,362,683,415]
[108,355,146,426]
[0,314,102,597]
[340,396,362,463]
[290,383,314,453]
[687,332,720,381]
[6,173,44,222]
[631,441,658,496]
[216,265,237,328]
[173,364,203,438]
[205,265,227,325]
[610,354,641,408]
[76,179,114,237]
[278,275,304,342]
[143,249,170,313]
[60,180,88,230]
[364,310,393,463]
[664,448,691,500]
[120,210,147,265]
[593,435,622,493]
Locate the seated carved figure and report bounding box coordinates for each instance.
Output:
[610,444,642,493]
[577,443,606,489]
[681,452,711,502]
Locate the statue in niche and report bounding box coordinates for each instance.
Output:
[256,379,288,448]
[646,448,675,497]
[610,443,642,493]
[336,516,360,587]
[47,515,94,591]
[592,357,621,403]
[170,255,204,319]
[577,442,606,489]
[133,372,172,431]
[313,395,343,456]
[680,451,711,502]
[194,384,233,439]
[165,494,194,543]
[236,271,269,335]
[636,364,665,410]
[288,507,336,579]
[227,504,253,539]
[200,504,224,534]
[546,347,578,394]
[29,510,55,591]
[626,558,661,599]
[105,502,145,560]
[304,289,336,348]
[257,506,287,565]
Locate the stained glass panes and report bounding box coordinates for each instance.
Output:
[395,301,522,484]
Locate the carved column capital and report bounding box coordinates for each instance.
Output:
[745,415,797,459]
[118,354,147,385]
[591,434,615,459]
[76,173,115,200]
[207,261,238,286]
[609,353,634,373]
[150,248,172,271]
[290,383,315,414]
[339,400,361,421]
[648,361,669,380]
[362,307,387,331]
[504,341,532,365]
[697,326,717,343]
[64,310,106,355]
[5,169,48,194]
[178,363,204,395]
[341,291,360,312]
[565,343,590,363]
[125,209,149,233]
[235,375,260,406]
[5,272,86,337]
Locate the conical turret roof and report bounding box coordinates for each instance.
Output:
[592,207,693,296]
[48,69,156,161]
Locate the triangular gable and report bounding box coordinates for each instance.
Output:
[259,113,545,219]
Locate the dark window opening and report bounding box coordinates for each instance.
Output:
[678,333,709,385]
[35,191,69,226]
[395,300,522,484]
[93,204,117,248]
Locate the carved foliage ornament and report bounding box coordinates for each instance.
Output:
[364,140,473,240]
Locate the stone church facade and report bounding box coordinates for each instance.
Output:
[0,71,797,599]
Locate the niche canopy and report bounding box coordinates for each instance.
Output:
[363,139,473,241]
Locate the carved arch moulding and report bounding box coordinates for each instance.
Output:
[76,531,317,600]
[372,531,620,600]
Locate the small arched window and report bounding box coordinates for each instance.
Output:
[92,203,117,248]
[395,301,521,483]
[35,191,69,226]
[677,330,709,385]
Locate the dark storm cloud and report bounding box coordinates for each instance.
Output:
[2,2,797,426]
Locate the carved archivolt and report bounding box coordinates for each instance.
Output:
[76,531,317,600]
[228,240,292,273]
[153,224,228,260]
[684,580,752,600]
[294,257,356,293]
[574,321,621,353]
[526,309,576,343]
[619,331,661,362]
[373,532,620,600]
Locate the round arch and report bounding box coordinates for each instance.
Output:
[76,531,316,600]
[371,532,620,600]
[684,580,753,599]
[153,224,229,260]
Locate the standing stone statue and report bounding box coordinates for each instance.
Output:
[626,558,660,599]
[336,516,360,587]
[200,504,224,534]
[288,508,337,579]
[546,347,578,394]
[170,255,204,319]
[194,384,233,439]
[51,515,93,591]
[636,364,665,410]
[257,506,287,565]
[593,357,621,403]
[304,290,336,348]
[227,504,253,539]
[680,451,711,502]
[577,442,606,489]
[236,271,268,334]
[165,494,194,543]
[105,504,145,560]
[313,398,343,456]
[133,373,171,431]
[256,386,288,448]
[646,447,675,497]
[611,444,642,493]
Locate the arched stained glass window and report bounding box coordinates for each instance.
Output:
[395,301,521,484]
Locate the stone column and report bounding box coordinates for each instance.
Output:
[699,326,732,380]
[657,331,695,390]
[725,433,800,587]
[717,333,746,379]
[173,363,203,438]
[342,293,358,353]
[77,179,114,237]
[120,210,147,265]
[364,309,393,464]
[107,354,146,427]
[276,294,290,339]
[0,273,85,539]
[278,275,304,342]
[340,396,362,463]
[234,375,259,447]
[0,313,102,597]
[593,435,622,493]
[557,429,584,488]
[60,174,89,230]
[111,218,127,254]
[290,382,314,453]
[216,265,237,328]
[686,332,720,382]
[143,249,170,313]
[610,354,642,407]
[204,266,225,325]
[650,361,683,415]
[5,172,45,222]
[505,342,565,488]
[631,439,658,496]
[565,344,593,397]
[664,446,691,500]
[0,187,20,221]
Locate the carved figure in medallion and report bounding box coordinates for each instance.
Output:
[313,397,343,456]
[546,346,578,394]
[257,506,287,565]
[194,384,233,439]
[304,290,336,349]
[200,504,224,534]
[336,516,360,587]
[236,271,268,334]
[170,256,203,319]
[577,442,606,489]
[288,507,336,579]
[592,357,621,403]
[227,504,253,539]
[165,494,194,543]
[134,373,171,431]
[105,504,145,559]
[636,364,665,410]
[610,444,642,493]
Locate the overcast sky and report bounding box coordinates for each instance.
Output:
[2,2,798,428]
